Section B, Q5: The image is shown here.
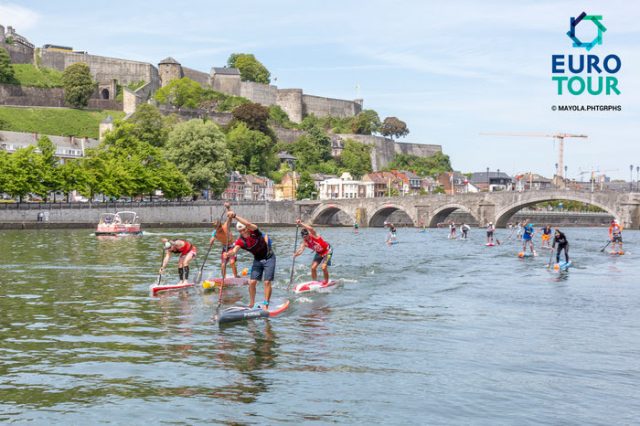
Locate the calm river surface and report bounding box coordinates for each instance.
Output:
[1,226,639,424]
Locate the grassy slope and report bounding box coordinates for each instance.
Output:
[11,64,64,88]
[0,106,125,138]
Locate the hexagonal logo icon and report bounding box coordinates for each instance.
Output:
[567,12,606,51]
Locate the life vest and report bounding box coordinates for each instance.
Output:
[169,240,193,256]
[236,229,272,260]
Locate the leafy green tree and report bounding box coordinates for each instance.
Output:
[129,104,170,147]
[165,119,231,197]
[0,150,13,195]
[380,116,410,139]
[0,47,16,84]
[227,53,271,84]
[9,146,46,201]
[268,105,294,128]
[59,159,89,202]
[231,102,272,135]
[36,136,61,201]
[339,139,372,179]
[154,77,204,109]
[289,128,332,172]
[296,171,316,200]
[62,63,95,108]
[226,122,277,176]
[351,110,381,135]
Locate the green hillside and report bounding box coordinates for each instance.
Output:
[0,106,125,138]
[11,64,63,88]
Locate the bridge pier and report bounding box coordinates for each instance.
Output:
[477,203,496,227]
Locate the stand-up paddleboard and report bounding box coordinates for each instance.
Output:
[553,261,572,271]
[486,243,495,247]
[203,276,250,290]
[217,300,290,325]
[293,280,338,294]
[150,282,194,296]
[518,252,537,258]
[609,251,625,256]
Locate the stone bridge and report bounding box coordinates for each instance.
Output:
[296,190,640,229]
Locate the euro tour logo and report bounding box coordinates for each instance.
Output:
[551,12,621,95]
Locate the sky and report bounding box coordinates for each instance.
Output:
[2,0,639,181]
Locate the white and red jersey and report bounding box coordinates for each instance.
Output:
[304,234,330,256]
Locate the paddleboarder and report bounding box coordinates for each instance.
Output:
[159,238,197,285]
[293,219,333,284]
[521,220,537,256]
[553,228,569,264]
[486,222,495,244]
[223,211,275,310]
[209,202,238,278]
[461,223,470,239]
[608,220,624,253]
[541,225,552,249]
[384,221,397,245]
[448,221,457,239]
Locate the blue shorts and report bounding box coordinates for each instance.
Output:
[313,247,333,266]
[250,254,276,281]
[522,235,532,241]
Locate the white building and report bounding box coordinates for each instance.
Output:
[318,172,374,200]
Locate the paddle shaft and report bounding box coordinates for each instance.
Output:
[547,242,557,268]
[156,249,164,286]
[195,240,215,285]
[600,240,611,252]
[287,224,300,291]
[217,207,234,312]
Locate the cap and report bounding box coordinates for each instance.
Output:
[300,229,309,237]
[163,241,172,249]
[383,221,388,225]
[236,222,246,231]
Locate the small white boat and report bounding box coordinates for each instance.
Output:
[95,211,142,236]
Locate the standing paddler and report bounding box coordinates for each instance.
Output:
[293,220,333,284]
[209,202,238,278]
[159,238,197,285]
[223,210,275,310]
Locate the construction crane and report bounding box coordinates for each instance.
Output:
[480,133,588,179]
[578,168,618,191]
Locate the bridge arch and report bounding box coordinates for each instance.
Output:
[428,204,479,228]
[310,204,355,226]
[369,204,413,227]
[494,194,617,228]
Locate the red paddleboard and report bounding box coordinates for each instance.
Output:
[485,243,495,247]
[150,282,194,295]
[293,280,338,294]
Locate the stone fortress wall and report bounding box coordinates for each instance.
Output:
[1,24,443,171]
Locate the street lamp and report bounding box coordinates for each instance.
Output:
[564,165,568,188]
[630,164,634,192]
[486,167,490,192]
[636,165,639,191]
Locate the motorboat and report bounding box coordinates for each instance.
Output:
[95,211,142,236]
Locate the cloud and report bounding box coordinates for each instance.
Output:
[0,3,39,30]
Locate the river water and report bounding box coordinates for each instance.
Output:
[1,226,638,424]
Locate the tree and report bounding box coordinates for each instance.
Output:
[380,116,410,139]
[62,63,95,108]
[153,77,204,109]
[59,159,89,202]
[296,171,316,200]
[8,146,46,201]
[0,47,15,84]
[226,122,277,176]
[36,136,61,201]
[289,127,332,172]
[227,53,270,84]
[231,102,272,135]
[339,139,372,179]
[351,110,381,135]
[165,119,231,197]
[129,104,170,147]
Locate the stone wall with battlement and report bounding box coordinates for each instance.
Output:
[240,81,277,106]
[0,25,35,64]
[302,94,362,119]
[0,83,122,110]
[182,66,210,87]
[39,50,159,86]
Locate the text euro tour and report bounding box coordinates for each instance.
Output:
[551,54,621,95]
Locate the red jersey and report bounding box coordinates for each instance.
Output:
[304,234,330,256]
[171,240,194,256]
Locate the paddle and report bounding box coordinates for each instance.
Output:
[599,240,611,252]
[287,224,300,292]
[547,242,557,269]
[156,249,164,286]
[216,208,234,315]
[195,239,214,286]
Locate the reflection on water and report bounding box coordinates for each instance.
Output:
[0,227,639,424]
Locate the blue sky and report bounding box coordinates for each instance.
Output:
[2,0,639,181]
